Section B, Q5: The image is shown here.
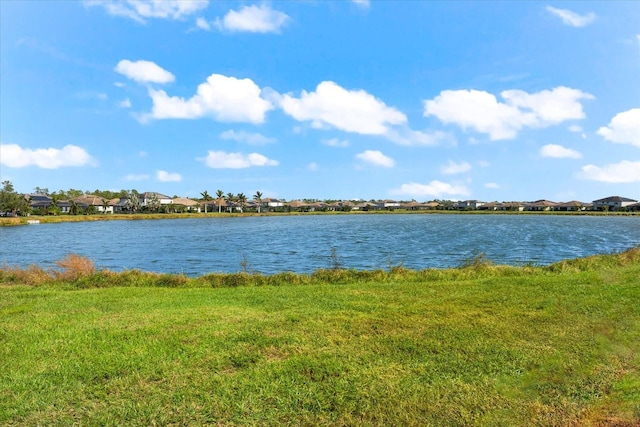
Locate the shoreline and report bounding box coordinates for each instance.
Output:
[1,209,638,227]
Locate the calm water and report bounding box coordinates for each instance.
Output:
[1,214,639,275]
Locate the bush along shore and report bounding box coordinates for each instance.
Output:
[1,248,639,426]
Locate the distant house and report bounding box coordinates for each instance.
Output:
[497,202,525,211]
[554,201,587,211]
[456,200,485,210]
[592,196,638,211]
[172,197,200,213]
[26,194,71,214]
[262,198,285,211]
[526,200,558,211]
[140,192,173,207]
[74,195,113,213]
[381,200,401,210]
[627,202,640,212]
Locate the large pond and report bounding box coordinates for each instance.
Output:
[1,214,639,275]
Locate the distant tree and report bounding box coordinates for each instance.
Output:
[226,192,236,213]
[216,190,224,213]
[253,191,263,213]
[101,198,110,214]
[69,199,80,215]
[237,193,247,213]
[201,190,211,214]
[1,181,22,215]
[147,193,160,213]
[125,190,141,213]
[33,187,49,195]
[48,193,62,215]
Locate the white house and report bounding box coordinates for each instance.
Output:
[592,196,638,211]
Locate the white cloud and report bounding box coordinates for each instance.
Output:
[220,130,275,145]
[356,150,395,168]
[113,82,125,88]
[199,151,278,168]
[156,170,182,182]
[280,81,406,135]
[540,144,582,159]
[307,162,319,171]
[568,125,583,133]
[441,160,472,175]
[115,60,175,84]
[546,6,596,28]
[385,128,452,146]
[86,0,209,24]
[597,108,640,147]
[0,144,96,169]
[119,98,132,108]
[581,160,640,183]
[195,17,210,30]
[142,74,273,123]
[214,4,289,33]
[322,138,350,148]
[424,87,593,140]
[478,160,491,167]
[485,182,500,189]
[390,180,471,198]
[124,173,149,181]
[352,0,370,8]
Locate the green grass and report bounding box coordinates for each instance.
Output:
[1,248,639,426]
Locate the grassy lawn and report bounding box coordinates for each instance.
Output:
[1,249,639,426]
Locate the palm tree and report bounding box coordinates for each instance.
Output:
[69,199,79,215]
[226,192,235,213]
[237,193,247,213]
[101,198,110,214]
[253,191,263,213]
[125,191,141,213]
[216,190,224,214]
[201,190,211,214]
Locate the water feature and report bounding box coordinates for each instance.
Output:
[1,214,639,275]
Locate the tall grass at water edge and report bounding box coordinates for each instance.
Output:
[0,248,639,426]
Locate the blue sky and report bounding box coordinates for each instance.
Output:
[1,1,639,202]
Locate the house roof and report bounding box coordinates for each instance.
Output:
[172,197,198,206]
[593,196,638,203]
[74,195,106,206]
[141,192,172,200]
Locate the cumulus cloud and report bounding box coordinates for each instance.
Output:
[322,138,350,148]
[597,108,640,147]
[546,6,595,28]
[390,180,470,198]
[424,87,593,140]
[115,60,175,84]
[580,160,640,183]
[485,182,500,189]
[307,162,319,171]
[0,143,96,169]
[220,130,275,145]
[356,150,395,168]
[214,4,289,33]
[142,74,273,123]
[119,98,132,108]
[280,81,406,135]
[199,151,278,168]
[441,160,472,174]
[86,0,208,24]
[156,170,182,182]
[540,144,582,159]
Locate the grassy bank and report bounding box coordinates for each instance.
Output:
[1,209,637,226]
[1,249,639,425]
